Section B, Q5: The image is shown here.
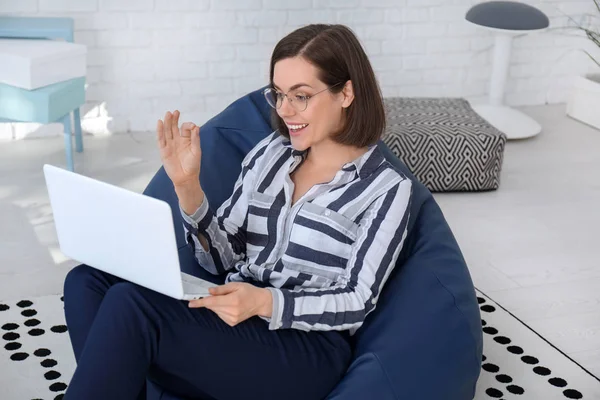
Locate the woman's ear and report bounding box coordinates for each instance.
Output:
[341,80,355,109]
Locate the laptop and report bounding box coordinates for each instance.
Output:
[43,164,218,300]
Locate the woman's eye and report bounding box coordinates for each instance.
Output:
[295,95,309,101]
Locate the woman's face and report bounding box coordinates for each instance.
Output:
[272,56,350,152]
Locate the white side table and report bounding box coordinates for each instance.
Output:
[466,1,550,140]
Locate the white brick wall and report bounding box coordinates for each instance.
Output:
[0,0,598,138]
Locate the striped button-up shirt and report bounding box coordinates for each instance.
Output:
[181,132,412,335]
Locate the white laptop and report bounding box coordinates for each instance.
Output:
[43,164,218,300]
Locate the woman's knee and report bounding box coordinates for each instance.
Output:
[102,283,186,327]
[102,282,153,315]
[63,264,96,295]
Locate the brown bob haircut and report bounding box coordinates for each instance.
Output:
[269,24,386,148]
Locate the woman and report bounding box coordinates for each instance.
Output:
[63,24,412,400]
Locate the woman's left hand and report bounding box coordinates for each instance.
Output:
[188,282,273,327]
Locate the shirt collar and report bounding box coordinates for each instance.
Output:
[342,144,384,179]
[282,139,384,178]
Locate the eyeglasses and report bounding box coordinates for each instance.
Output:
[263,82,344,112]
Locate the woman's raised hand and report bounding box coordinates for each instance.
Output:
[157,110,201,188]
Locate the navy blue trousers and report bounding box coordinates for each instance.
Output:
[62,265,352,400]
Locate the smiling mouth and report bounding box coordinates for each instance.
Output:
[287,123,309,135]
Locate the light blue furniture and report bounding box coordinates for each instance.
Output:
[0,17,85,171]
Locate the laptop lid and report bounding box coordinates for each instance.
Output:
[43,164,185,299]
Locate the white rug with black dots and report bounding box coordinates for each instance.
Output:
[1,291,599,400]
[474,291,600,399]
[0,295,74,400]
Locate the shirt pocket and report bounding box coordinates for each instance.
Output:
[284,202,359,282]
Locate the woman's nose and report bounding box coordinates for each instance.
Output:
[278,97,295,117]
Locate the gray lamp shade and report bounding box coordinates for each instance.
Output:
[466,1,550,31]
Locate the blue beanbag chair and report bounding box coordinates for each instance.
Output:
[144,88,483,400]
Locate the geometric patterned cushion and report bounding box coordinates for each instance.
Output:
[382,97,507,192]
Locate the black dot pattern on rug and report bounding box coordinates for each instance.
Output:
[507,384,525,395]
[477,296,485,304]
[17,300,33,308]
[34,348,51,357]
[485,387,503,398]
[21,309,37,317]
[44,370,61,380]
[563,389,583,399]
[51,325,68,333]
[0,304,8,311]
[55,395,65,400]
[25,318,41,327]
[496,374,512,384]
[482,354,487,362]
[49,382,67,392]
[480,305,496,313]
[521,355,539,365]
[481,319,487,326]
[533,366,551,376]
[29,328,45,336]
[3,332,19,341]
[5,341,22,351]
[2,323,19,331]
[549,377,568,387]
[41,359,58,368]
[494,336,511,345]
[10,352,29,361]
[482,363,500,373]
[483,327,498,335]
[60,296,64,302]
[507,345,524,355]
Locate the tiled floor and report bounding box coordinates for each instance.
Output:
[1,104,599,378]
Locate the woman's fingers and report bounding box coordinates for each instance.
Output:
[171,110,181,139]
[156,119,165,148]
[164,111,173,141]
[191,126,201,155]
[159,110,199,152]
[180,122,196,138]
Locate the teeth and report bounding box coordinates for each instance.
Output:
[288,124,308,130]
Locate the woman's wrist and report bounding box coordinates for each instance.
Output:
[174,181,205,216]
[258,288,273,318]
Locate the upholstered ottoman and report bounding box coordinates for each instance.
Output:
[382,97,507,192]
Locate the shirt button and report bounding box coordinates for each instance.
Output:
[324,210,331,216]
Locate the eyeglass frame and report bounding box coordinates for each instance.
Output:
[263,81,345,112]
